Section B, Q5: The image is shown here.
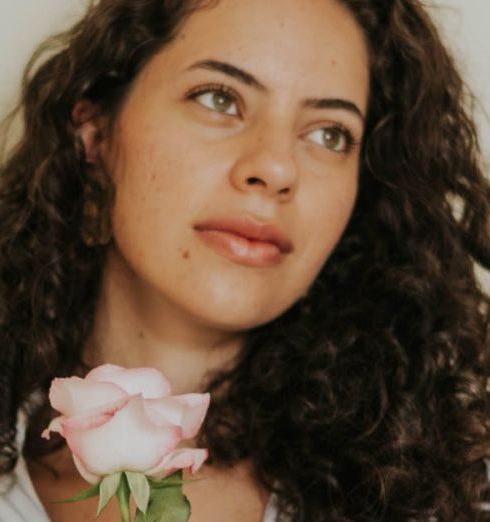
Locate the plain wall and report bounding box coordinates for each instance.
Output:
[0,0,87,114]
[428,0,490,163]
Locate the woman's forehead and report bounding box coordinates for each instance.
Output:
[148,0,370,112]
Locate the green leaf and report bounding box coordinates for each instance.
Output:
[125,471,150,514]
[52,482,100,503]
[136,474,191,522]
[96,472,122,517]
[148,471,200,489]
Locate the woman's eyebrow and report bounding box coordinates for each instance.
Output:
[303,98,365,123]
[186,59,365,123]
[187,59,267,91]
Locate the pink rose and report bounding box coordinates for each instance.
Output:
[42,364,210,484]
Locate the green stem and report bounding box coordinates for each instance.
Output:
[116,474,132,522]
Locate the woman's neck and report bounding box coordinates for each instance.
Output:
[82,247,245,394]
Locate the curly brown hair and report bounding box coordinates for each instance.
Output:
[1,0,489,520]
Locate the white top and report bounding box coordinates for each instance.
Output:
[0,409,285,522]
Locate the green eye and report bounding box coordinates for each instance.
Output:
[194,89,239,116]
[307,126,353,153]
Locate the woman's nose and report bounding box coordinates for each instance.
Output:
[229,127,299,202]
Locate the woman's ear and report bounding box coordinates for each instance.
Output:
[72,100,113,247]
[71,99,108,164]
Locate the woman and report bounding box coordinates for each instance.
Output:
[0,0,489,520]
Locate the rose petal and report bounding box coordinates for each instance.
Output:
[85,364,171,399]
[54,396,131,439]
[63,394,182,477]
[72,454,101,484]
[49,376,128,416]
[143,398,185,425]
[144,393,210,439]
[62,411,113,432]
[41,416,65,440]
[146,448,208,479]
[172,393,210,438]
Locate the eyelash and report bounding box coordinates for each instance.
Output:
[317,124,359,155]
[186,83,242,115]
[186,84,359,154]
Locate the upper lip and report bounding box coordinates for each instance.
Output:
[194,215,294,254]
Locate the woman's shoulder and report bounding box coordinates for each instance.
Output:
[0,408,50,521]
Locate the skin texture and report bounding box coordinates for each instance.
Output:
[81,0,369,395]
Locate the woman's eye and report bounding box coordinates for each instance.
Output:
[306,126,353,153]
[192,89,239,116]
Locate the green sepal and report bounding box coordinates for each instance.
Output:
[116,473,132,522]
[51,482,100,503]
[96,472,122,517]
[125,471,150,514]
[135,471,191,522]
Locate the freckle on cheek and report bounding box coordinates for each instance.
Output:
[178,247,191,259]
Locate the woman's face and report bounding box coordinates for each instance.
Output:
[102,0,369,331]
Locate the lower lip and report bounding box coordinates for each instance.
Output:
[195,229,284,267]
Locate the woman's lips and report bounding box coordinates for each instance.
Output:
[195,229,284,267]
[193,216,293,268]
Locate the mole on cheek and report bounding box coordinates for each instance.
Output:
[183,250,190,260]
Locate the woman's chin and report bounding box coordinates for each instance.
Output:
[188,299,289,333]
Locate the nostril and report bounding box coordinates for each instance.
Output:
[247,177,264,185]
[279,187,290,195]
